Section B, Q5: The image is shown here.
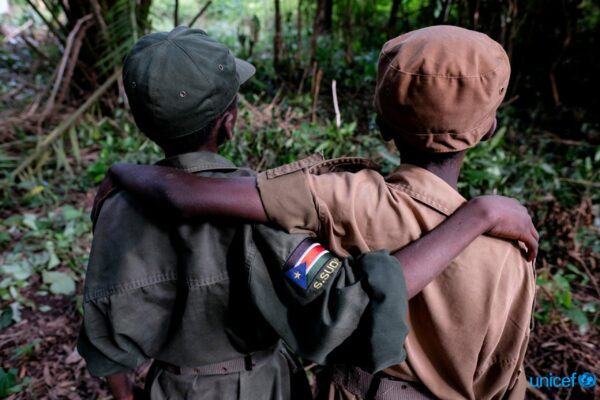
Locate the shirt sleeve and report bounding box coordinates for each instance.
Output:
[257,166,391,257]
[249,225,409,373]
[78,192,176,377]
[473,248,535,399]
[78,299,150,377]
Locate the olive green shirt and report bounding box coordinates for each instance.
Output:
[78,152,408,397]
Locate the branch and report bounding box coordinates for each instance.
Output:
[558,178,600,188]
[39,14,93,122]
[331,80,341,128]
[1,19,33,43]
[188,1,213,27]
[24,0,65,44]
[12,70,120,179]
[311,68,324,123]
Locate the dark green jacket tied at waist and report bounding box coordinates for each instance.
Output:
[77,151,409,399]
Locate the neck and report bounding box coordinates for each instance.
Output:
[420,160,463,190]
[402,150,466,190]
[163,141,219,158]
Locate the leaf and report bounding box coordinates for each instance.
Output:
[9,302,21,323]
[563,307,590,335]
[45,241,60,269]
[12,339,41,360]
[65,348,82,364]
[27,185,45,196]
[43,271,75,295]
[378,147,400,166]
[0,264,32,281]
[0,308,13,330]
[0,368,17,397]
[540,163,557,175]
[0,231,11,245]
[61,205,81,221]
[22,214,38,231]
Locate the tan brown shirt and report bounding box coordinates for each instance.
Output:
[257,158,535,400]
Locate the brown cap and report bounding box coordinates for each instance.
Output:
[374,25,510,153]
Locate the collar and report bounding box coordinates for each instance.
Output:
[386,164,467,216]
[156,151,237,173]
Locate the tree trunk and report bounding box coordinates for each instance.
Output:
[296,0,302,60]
[310,0,333,60]
[174,0,179,26]
[343,0,353,64]
[387,0,401,34]
[314,0,333,35]
[273,0,283,67]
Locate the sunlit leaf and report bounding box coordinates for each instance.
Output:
[563,307,590,335]
[22,214,38,231]
[9,303,21,323]
[61,205,81,221]
[42,271,75,295]
[0,264,32,281]
[45,241,60,269]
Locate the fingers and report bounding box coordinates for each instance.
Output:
[531,226,539,241]
[522,226,539,262]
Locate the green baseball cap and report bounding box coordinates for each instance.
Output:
[123,26,255,142]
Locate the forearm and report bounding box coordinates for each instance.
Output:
[392,199,492,298]
[106,372,133,400]
[109,164,267,222]
[172,175,266,222]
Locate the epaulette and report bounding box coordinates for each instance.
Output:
[265,154,380,179]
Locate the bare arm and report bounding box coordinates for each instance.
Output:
[106,373,133,400]
[393,196,537,297]
[108,164,538,298]
[109,164,267,222]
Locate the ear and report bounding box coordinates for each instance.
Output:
[481,117,498,141]
[376,115,394,141]
[222,112,235,140]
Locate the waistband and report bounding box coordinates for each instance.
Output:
[331,365,436,400]
[153,345,280,376]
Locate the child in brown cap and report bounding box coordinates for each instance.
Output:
[110,26,536,400]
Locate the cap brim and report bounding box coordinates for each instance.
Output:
[235,58,256,85]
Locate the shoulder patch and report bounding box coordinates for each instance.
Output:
[284,238,343,292]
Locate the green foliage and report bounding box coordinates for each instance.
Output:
[0,205,92,329]
[94,0,153,76]
[12,339,41,360]
[0,367,30,397]
[0,368,18,397]
[42,271,76,295]
[536,270,598,335]
[221,97,388,171]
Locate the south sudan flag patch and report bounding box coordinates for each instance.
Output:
[284,239,342,291]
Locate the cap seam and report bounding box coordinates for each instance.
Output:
[380,104,497,137]
[381,50,507,79]
[170,40,215,132]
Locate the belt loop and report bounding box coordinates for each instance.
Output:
[244,354,253,371]
[365,371,383,400]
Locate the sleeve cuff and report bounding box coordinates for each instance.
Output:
[77,325,134,377]
[256,169,319,233]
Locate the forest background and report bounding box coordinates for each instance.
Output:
[0,0,598,399]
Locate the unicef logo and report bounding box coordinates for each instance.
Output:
[578,372,597,389]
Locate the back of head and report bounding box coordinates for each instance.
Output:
[374,25,510,153]
[122,26,255,152]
